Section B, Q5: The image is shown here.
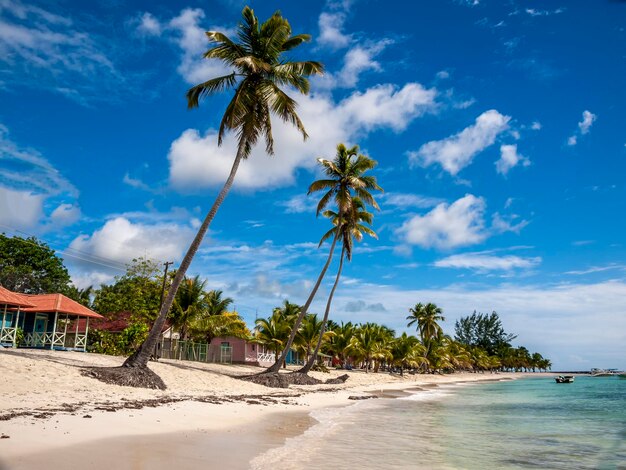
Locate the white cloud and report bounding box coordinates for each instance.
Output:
[69,216,196,266]
[0,185,44,230]
[340,83,437,132]
[0,124,78,231]
[278,194,318,214]
[0,124,77,197]
[531,121,542,130]
[409,110,511,175]
[434,252,541,270]
[578,110,597,134]
[0,0,120,101]
[135,12,162,36]
[50,203,81,226]
[319,40,393,89]
[567,110,597,146]
[565,264,626,276]
[381,192,445,210]
[135,8,234,85]
[168,83,437,191]
[495,144,530,175]
[525,8,565,17]
[168,8,233,85]
[396,194,487,249]
[318,11,351,49]
[491,212,529,234]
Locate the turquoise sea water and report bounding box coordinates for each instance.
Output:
[252,376,626,469]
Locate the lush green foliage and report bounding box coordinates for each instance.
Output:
[0,234,72,294]
[92,258,163,323]
[454,311,518,355]
[88,323,149,356]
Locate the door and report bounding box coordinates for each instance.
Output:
[34,314,48,333]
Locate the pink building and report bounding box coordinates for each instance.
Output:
[209,336,275,367]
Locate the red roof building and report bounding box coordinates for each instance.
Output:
[0,287,102,351]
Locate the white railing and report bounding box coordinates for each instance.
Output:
[74,334,87,349]
[24,332,68,348]
[0,327,16,344]
[52,332,66,347]
[256,352,276,363]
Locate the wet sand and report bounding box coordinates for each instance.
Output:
[2,408,313,470]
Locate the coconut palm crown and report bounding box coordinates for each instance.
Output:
[186,6,324,157]
[308,144,382,219]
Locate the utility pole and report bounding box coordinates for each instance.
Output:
[157,261,173,361]
[160,261,174,309]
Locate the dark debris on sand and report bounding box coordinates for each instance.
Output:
[0,393,302,422]
[242,372,350,389]
[80,366,166,390]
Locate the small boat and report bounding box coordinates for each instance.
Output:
[555,375,575,383]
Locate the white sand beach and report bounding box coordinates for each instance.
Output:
[0,349,536,469]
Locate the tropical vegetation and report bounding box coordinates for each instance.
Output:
[0,231,550,375]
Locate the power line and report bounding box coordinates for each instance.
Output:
[0,223,166,273]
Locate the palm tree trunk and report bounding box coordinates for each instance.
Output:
[123,147,246,368]
[299,245,345,374]
[265,229,340,373]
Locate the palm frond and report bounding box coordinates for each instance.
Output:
[281,34,311,51]
[315,190,334,216]
[307,179,336,194]
[186,73,237,109]
[263,81,307,140]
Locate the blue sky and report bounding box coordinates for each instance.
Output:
[1,0,625,370]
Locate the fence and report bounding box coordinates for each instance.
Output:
[158,338,233,364]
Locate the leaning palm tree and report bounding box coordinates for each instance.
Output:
[299,198,376,373]
[117,7,323,384]
[266,144,382,373]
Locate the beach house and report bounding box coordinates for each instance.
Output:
[0,286,103,351]
[208,336,277,366]
[0,286,34,348]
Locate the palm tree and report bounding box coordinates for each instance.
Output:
[299,198,377,373]
[326,321,354,368]
[407,302,445,358]
[254,301,299,367]
[123,7,323,374]
[189,311,249,344]
[170,276,208,341]
[391,333,427,375]
[267,144,382,373]
[205,290,234,316]
[349,323,393,373]
[294,314,324,364]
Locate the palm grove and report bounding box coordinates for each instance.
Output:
[0,7,549,387]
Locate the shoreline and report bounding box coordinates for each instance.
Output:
[0,349,548,469]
